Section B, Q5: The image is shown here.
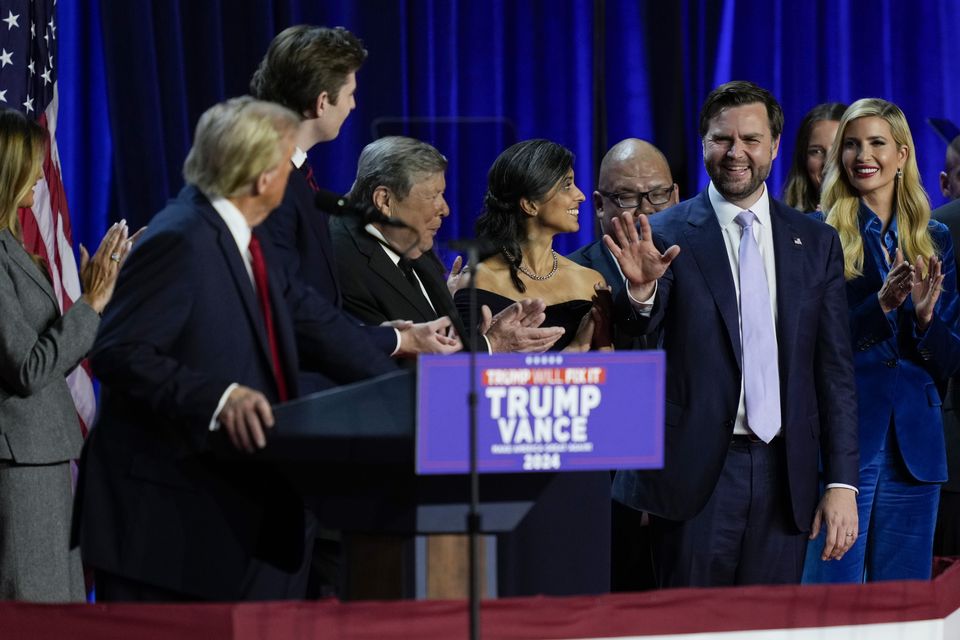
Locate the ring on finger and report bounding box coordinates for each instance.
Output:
[110,253,121,263]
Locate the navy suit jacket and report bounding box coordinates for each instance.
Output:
[613,190,859,532]
[74,186,395,599]
[844,214,960,483]
[259,165,398,392]
[934,198,960,492]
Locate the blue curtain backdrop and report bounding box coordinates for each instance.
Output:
[56,0,960,261]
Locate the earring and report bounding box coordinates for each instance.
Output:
[896,168,903,179]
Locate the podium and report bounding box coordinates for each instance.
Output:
[265,369,554,536]
[264,351,664,599]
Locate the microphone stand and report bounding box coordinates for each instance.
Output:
[465,242,481,640]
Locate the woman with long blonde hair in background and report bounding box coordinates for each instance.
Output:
[803,98,960,583]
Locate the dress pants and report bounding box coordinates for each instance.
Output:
[803,427,940,583]
[650,437,806,587]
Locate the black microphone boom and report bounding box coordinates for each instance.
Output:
[313,188,407,228]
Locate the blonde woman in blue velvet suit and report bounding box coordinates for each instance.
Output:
[0,108,129,601]
[804,99,960,582]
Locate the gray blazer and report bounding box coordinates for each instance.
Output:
[0,230,99,463]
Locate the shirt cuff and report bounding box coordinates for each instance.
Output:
[209,383,239,432]
[390,328,402,356]
[825,482,859,495]
[626,279,657,316]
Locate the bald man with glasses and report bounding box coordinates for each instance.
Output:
[568,138,678,350]
[567,138,678,591]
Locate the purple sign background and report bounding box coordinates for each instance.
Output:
[416,351,664,474]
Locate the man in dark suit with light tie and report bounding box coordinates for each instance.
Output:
[73,98,402,601]
[610,81,859,587]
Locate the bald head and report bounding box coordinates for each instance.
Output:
[942,135,960,201]
[595,138,678,238]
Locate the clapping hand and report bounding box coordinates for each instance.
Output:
[481,298,565,353]
[912,255,944,331]
[80,220,132,313]
[877,249,914,314]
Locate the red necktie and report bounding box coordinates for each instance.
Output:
[303,163,320,192]
[248,235,289,402]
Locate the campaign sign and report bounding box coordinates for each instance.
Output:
[416,351,664,474]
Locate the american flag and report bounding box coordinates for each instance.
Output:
[0,0,96,435]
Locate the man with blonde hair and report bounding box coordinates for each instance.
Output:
[73,97,399,601]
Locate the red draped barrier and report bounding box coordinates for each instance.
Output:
[3,558,959,640]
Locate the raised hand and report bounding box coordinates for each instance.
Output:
[603,212,679,301]
[912,255,944,331]
[877,248,914,314]
[446,254,468,297]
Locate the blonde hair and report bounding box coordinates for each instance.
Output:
[822,98,935,280]
[182,96,299,198]
[0,109,46,238]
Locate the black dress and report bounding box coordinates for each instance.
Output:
[453,288,611,596]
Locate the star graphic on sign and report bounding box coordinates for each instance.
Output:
[3,10,19,30]
[0,49,12,67]
[41,67,51,85]
[0,89,6,103]
[27,59,34,75]
[23,96,33,112]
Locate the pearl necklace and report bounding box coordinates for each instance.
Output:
[504,248,559,281]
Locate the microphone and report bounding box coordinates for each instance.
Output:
[447,238,502,263]
[314,188,407,228]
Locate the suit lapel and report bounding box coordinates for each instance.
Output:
[293,167,342,306]
[683,191,742,370]
[0,231,59,310]
[349,220,436,321]
[193,193,275,374]
[771,202,804,358]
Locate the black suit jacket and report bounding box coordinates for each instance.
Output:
[74,186,395,600]
[330,215,471,344]
[934,198,960,492]
[259,165,398,391]
[612,190,859,532]
[567,239,652,350]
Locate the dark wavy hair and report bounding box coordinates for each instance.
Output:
[782,102,847,211]
[475,139,573,293]
[699,80,784,140]
[250,25,367,117]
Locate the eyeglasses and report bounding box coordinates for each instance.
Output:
[600,187,675,209]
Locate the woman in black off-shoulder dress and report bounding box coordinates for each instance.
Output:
[454,139,613,596]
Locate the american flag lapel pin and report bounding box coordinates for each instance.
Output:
[793,236,803,246]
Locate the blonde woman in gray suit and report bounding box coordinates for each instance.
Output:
[0,109,129,602]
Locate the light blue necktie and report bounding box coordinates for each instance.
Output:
[735,211,781,442]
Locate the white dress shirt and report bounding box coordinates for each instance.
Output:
[708,182,780,437]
